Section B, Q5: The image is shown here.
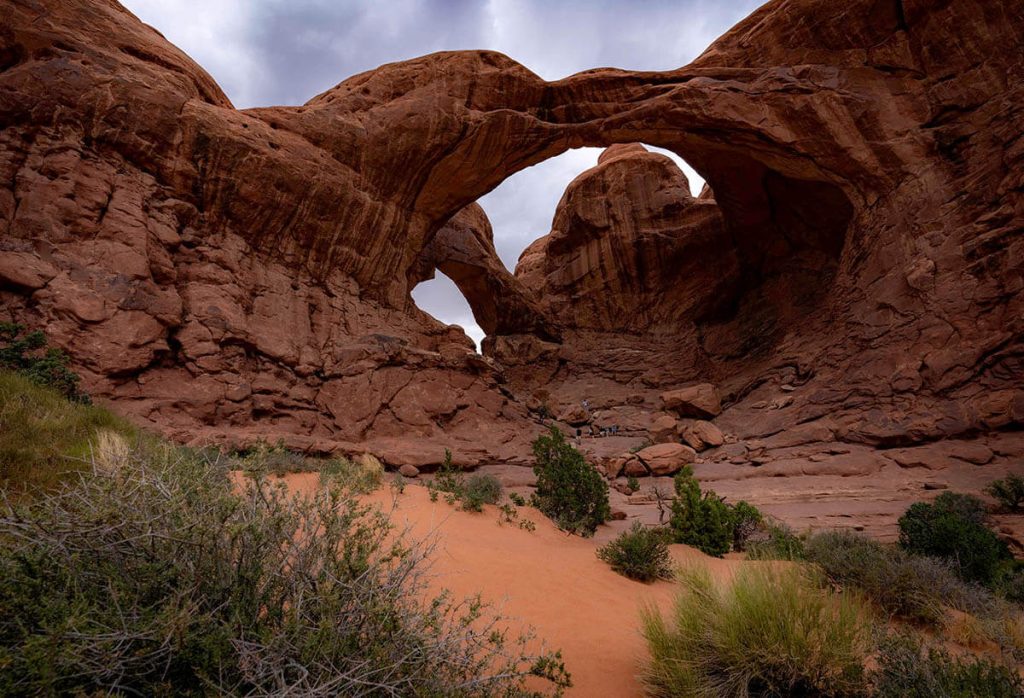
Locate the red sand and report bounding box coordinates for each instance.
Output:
[280,474,745,696]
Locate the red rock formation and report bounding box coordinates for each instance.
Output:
[1,0,1022,481]
[409,203,556,340]
[515,144,734,334]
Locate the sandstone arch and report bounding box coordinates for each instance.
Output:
[407,202,558,341]
[2,0,1022,466]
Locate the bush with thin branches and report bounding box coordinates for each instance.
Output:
[0,441,570,696]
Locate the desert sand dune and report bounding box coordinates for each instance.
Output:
[281,473,744,696]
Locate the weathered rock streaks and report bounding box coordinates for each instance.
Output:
[1,0,1022,503]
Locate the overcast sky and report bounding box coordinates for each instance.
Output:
[121,0,762,348]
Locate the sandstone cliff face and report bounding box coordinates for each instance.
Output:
[1,0,1022,477]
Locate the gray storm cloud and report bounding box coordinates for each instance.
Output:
[121,0,763,348]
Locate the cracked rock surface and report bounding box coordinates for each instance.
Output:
[1,0,1022,536]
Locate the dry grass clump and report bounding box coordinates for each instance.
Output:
[0,371,136,493]
[642,564,873,697]
[320,451,384,493]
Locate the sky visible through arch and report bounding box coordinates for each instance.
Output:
[120,0,764,349]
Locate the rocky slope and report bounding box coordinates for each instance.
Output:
[1,0,1022,522]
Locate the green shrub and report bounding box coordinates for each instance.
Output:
[531,426,610,536]
[0,441,570,695]
[0,322,87,402]
[669,465,733,557]
[461,473,502,512]
[804,530,971,624]
[627,475,640,493]
[987,474,1024,513]
[997,563,1024,605]
[0,371,135,494]
[803,532,1024,659]
[745,521,807,561]
[872,633,1024,698]
[898,492,1012,585]
[427,455,501,514]
[320,454,383,494]
[729,500,763,552]
[235,439,308,474]
[498,502,518,524]
[509,491,527,507]
[597,522,674,582]
[642,564,871,697]
[431,448,465,495]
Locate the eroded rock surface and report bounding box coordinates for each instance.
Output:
[1,0,1023,521]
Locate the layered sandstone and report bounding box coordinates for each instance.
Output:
[1,0,1022,495]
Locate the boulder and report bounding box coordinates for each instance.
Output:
[948,442,994,465]
[623,458,649,478]
[0,252,58,291]
[680,420,725,451]
[649,414,679,443]
[605,456,628,479]
[399,464,420,478]
[634,443,697,476]
[559,404,592,427]
[661,384,722,419]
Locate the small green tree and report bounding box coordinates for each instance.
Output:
[531,426,610,536]
[986,474,1024,513]
[898,492,1012,586]
[0,323,86,402]
[729,501,763,552]
[669,466,733,557]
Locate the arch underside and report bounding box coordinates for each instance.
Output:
[2,0,1021,465]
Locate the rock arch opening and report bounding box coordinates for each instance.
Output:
[476,145,705,272]
[409,133,853,374]
[410,272,485,351]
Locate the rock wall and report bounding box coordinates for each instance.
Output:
[1,0,1022,468]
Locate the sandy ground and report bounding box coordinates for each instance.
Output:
[278,473,744,697]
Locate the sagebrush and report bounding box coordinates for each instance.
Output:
[0,439,570,695]
[872,633,1024,698]
[597,522,674,582]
